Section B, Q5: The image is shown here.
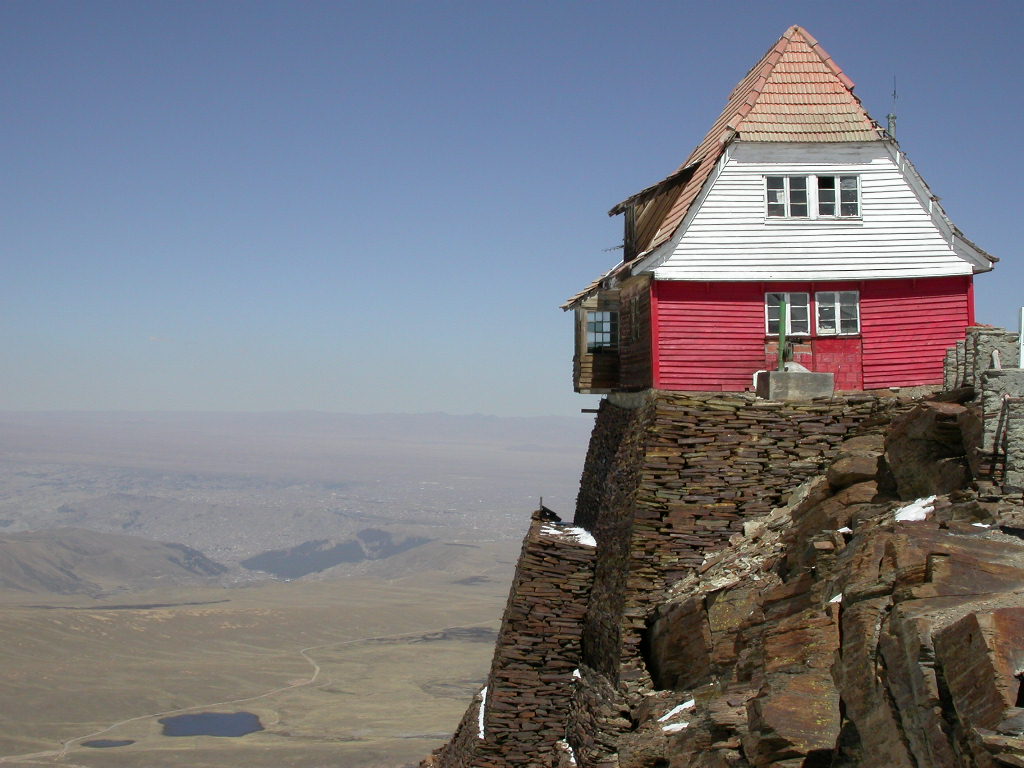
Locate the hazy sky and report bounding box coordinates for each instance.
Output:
[3,1,1021,416]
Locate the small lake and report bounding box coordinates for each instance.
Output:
[82,739,134,748]
[159,712,264,737]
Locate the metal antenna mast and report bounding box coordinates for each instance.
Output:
[887,76,898,139]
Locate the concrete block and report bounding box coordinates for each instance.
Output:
[755,371,835,402]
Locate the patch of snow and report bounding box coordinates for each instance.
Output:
[829,593,843,603]
[972,522,992,528]
[894,495,937,522]
[572,668,582,679]
[662,722,689,733]
[478,686,488,739]
[540,524,596,547]
[836,526,853,534]
[556,739,578,765]
[658,699,696,722]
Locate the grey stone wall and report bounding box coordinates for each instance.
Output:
[967,327,1020,389]
[979,368,1024,489]
[943,325,1020,392]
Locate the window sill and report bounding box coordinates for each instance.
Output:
[764,218,863,226]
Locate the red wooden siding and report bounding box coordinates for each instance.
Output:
[653,281,766,391]
[860,276,971,389]
[652,276,971,392]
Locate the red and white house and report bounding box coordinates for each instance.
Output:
[565,26,995,394]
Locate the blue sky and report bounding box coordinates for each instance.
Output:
[3,1,1021,416]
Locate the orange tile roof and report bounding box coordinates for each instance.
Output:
[618,25,884,260]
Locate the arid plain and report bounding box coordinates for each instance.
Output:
[0,411,591,767]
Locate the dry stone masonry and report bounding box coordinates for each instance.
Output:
[580,391,905,678]
[427,509,595,768]
[426,346,1024,768]
[944,326,1024,491]
[945,325,1020,391]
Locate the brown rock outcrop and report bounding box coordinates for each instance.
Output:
[427,389,1024,768]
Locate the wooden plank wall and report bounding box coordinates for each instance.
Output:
[860,276,971,388]
[654,142,976,282]
[573,292,621,393]
[652,276,972,391]
[617,277,653,390]
[653,281,765,391]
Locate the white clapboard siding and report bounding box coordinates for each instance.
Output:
[643,141,977,281]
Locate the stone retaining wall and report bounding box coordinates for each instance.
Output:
[943,326,1024,490]
[575,391,905,678]
[945,326,1020,390]
[427,509,595,768]
[979,369,1024,490]
[573,398,644,533]
[428,390,908,767]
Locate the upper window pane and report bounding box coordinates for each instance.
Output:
[833,176,860,217]
[815,291,860,335]
[765,292,810,335]
[586,311,618,352]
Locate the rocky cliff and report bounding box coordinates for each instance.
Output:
[424,368,1024,767]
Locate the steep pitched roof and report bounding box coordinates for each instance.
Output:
[617,25,884,261]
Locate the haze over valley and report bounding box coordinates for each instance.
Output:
[0,410,590,767]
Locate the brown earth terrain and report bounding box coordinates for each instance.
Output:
[0,411,589,768]
[0,545,516,768]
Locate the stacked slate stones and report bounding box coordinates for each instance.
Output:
[581,391,906,672]
[427,509,595,768]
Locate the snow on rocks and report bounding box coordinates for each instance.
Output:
[540,524,597,547]
[658,699,696,722]
[894,495,937,522]
[477,686,487,739]
[556,739,577,765]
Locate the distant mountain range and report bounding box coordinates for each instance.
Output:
[241,528,431,579]
[0,528,227,595]
[0,410,591,568]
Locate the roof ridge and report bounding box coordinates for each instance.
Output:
[791,25,856,91]
[726,26,795,102]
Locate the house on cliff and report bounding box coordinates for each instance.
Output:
[564,25,995,394]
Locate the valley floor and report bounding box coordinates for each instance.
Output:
[0,553,515,768]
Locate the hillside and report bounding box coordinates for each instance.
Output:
[0,528,226,595]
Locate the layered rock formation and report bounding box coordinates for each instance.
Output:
[425,378,1024,768]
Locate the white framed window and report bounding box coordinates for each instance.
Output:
[816,291,860,335]
[766,175,860,219]
[586,311,618,352]
[766,176,808,218]
[765,293,810,336]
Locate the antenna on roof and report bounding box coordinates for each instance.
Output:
[887,76,898,139]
